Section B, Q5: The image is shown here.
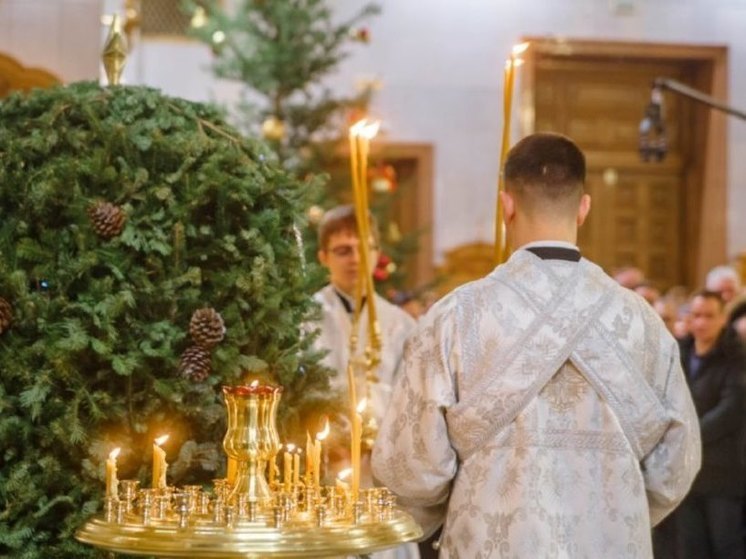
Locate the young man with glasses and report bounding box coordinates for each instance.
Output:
[313,205,416,417]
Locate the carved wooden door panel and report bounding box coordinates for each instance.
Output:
[533,55,692,289]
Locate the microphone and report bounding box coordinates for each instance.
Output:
[639,82,667,162]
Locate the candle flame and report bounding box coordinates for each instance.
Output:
[295,447,303,455]
[250,379,259,388]
[512,42,530,56]
[513,59,525,68]
[350,118,368,136]
[286,443,296,452]
[505,59,512,70]
[356,398,367,414]
[360,121,380,140]
[109,447,121,460]
[154,435,169,446]
[337,467,352,481]
[316,416,330,441]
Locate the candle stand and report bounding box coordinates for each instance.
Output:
[75,384,421,558]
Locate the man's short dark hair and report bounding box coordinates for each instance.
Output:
[504,132,586,208]
[317,204,379,250]
[692,289,725,310]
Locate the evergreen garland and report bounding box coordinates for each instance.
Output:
[0,81,333,558]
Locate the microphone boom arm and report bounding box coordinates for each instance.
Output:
[653,77,746,121]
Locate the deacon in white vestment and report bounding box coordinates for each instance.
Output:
[311,205,418,559]
[372,133,701,559]
[313,283,416,427]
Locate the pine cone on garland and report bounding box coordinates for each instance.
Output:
[88,201,126,239]
[179,345,212,382]
[0,297,12,335]
[189,307,226,349]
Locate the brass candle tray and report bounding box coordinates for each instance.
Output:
[75,494,422,558]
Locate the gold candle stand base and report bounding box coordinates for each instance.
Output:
[75,506,422,558]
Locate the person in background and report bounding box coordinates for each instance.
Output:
[372,132,700,558]
[675,290,746,559]
[706,266,743,306]
[613,265,645,289]
[636,281,661,306]
[311,204,418,559]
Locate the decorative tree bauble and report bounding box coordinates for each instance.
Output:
[307,205,325,225]
[189,307,226,349]
[88,200,126,239]
[261,116,286,141]
[179,345,212,382]
[0,297,12,335]
[370,163,397,193]
[350,27,370,43]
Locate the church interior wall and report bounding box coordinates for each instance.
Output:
[1,0,745,279]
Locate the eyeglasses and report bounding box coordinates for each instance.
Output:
[327,244,379,258]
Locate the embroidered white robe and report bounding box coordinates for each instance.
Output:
[372,249,701,559]
[312,284,417,426]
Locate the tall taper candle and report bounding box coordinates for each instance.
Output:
[106,448,121,498]
[152,435,169,489]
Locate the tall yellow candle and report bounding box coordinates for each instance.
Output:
[268,453,277,486]
[283,443,294,492]
[336,467,352,492]
[105,447,121,498]
[226,457,237,485]
[351,398,366,499]
[305,431,314,482]
[495,42,529,265]
[293,449,301,488]
[314,417,330,488]
[152,435,169,490]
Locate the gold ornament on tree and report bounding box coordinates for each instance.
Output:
[178,345,211,382]
[88,201,126,239]
[261,116,286,141]
[189,307,226,349]
[101,14,128,86]
[0,297,12,335]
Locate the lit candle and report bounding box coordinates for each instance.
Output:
[357,121,382,343]
[105,447,121,498]
[495,42,530,265]
[351,398,366,499]
[226,457,237,486]
[283,443,294,492]
[306,431,314,483]
[152,435,169,490]
[268,453,277,486]
[314,417,330,488]
[293,448,301,488]
[336,467,352,492]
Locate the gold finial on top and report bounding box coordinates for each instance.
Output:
[102,14,128,86]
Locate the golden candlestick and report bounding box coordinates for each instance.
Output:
[102,14,128,86]
[222,384,280,503]
[494,42,529,265]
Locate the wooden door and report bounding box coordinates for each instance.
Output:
[525,39,727,291]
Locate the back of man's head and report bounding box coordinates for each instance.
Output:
[504,132,586,219]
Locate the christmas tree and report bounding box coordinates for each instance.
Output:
[184,0,422,294]
[0,81,334,558]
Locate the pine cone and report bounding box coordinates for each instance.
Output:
[178,345,211,382]
[189,307,226,349]
[88,201,126,239]
[0,297,12,335]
